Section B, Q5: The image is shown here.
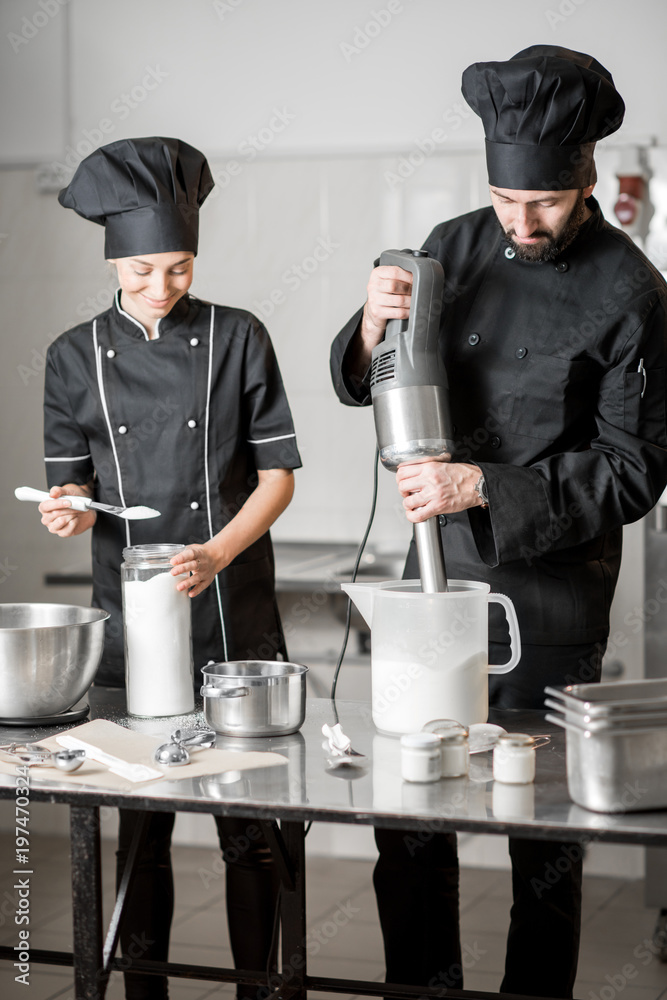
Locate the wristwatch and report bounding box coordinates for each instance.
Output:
[474,474,489,509]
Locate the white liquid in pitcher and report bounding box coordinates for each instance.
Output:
[124,571,194,717]
[371,652,488,734]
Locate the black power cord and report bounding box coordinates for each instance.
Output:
[330,446,380,719]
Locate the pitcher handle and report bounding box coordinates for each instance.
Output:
[488,593,522,674]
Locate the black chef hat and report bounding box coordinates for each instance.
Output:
[461,45,625,190]
[58,137,214,258]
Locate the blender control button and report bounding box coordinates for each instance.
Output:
[490,436,501,448]
[504,247,516,259]
[106,349,116,359]
[516,347,527,359]
[190,501,200,510]
[118,425,128,435]
[412,250,428,257]
[555,260,569,272]
[187,419,197,429]
[468,333,480,346]
[189,337,200,347]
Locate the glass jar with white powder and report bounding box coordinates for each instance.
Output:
[493,733,536,785]
[122,544,194,717]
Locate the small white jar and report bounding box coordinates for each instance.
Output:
[439,731,470,778]
[423,719,469,778]
[493,733,536,785]
[401,733,441,783]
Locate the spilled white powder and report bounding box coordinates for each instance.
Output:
[123,571,195,717]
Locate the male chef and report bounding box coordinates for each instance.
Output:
[330,45,667,998]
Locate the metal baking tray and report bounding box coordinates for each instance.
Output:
[545,678,667,718]
[546,711,667,813]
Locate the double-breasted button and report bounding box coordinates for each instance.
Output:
[468,333,480,346]
[555,261,569,272]
[190,501,200,510]
[106,349,116,359]
[190,338,199,347]
[516,347,528,359]
[118,425,128,435]
[438,515,448,527]
[187,419,197,429]
[490,436,501,448]
[504,247,516,259]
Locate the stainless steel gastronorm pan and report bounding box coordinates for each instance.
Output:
[544,698,667,731]
[545,678,667,718]
[546,710,667,813]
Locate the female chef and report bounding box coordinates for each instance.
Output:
[37,136,302,1000]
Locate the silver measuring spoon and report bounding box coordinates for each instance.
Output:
[172,728,216,749]
[154,728,217,766]
[0,743,86,771]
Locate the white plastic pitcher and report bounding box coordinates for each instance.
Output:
[342,579,521,735]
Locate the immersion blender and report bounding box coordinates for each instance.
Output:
[369,249,455,593]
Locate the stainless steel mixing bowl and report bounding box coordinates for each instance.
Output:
[0,604,109,719]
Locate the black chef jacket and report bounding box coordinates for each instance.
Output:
[331,198,667,645]
[45,291,301,685]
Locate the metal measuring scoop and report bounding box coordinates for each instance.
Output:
[0,743,86,772]
[154,728,216,767]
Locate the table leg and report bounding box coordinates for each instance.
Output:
[70,805,106,1000]
[278,821,306,999]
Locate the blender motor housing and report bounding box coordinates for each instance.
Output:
[369,249,455,592]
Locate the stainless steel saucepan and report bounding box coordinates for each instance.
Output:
[200,661,308,737]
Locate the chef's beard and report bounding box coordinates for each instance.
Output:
[501,190,587,262]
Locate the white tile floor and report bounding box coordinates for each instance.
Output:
[1,832,667,1000]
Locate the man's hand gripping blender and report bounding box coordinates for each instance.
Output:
[370,249,453,593]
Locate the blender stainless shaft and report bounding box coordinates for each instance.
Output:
[414,518,449,593]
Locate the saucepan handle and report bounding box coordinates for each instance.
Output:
[200,685,250,699]
[487,593,522,674]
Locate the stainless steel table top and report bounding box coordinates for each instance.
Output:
[1,689,665,845]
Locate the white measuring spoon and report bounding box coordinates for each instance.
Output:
[15,487,160,521]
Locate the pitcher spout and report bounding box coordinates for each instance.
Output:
[340,581,379,627]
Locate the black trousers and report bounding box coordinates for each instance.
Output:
[373,640,605,998]
[116,811,278,1000]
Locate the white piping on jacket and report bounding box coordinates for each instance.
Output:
[93,319,131,548]
[44,454,91,462]
[203,305,229,661]
[114,289,161,340]
[247,432,296,445]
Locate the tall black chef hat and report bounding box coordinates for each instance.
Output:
[58,137,214,258]
[461,45,625,190]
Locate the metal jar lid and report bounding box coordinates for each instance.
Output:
[439,731,469,746]
[422,718,469,738]
[497,732,535,748]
